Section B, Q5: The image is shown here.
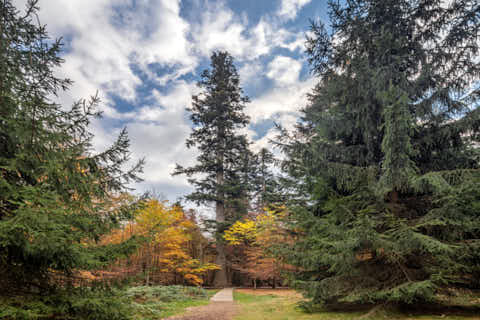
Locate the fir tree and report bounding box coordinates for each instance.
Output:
[252,148,283,210]
[279,0,480,306]
[174,50,250,287]
[0,0,144,293]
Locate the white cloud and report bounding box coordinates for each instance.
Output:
[126,81,199,194]
[277,0,312,21]
[192,4,305,61]
[15,0,195,111]
[266,56,303,85]
[11,0,316,203]
[246,76,315,124]
[192,4,248,57]
[239,61,263,85]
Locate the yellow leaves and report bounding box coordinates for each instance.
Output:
[135,200,174,236]
[223,205,287,246]
[223,219,257,245]
[223,205,289,281]
[104,199,218,286]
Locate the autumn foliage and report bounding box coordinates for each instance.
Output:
[224,206,289,287]
[102,199,218,286]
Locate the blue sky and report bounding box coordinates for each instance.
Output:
[12,0,330,207]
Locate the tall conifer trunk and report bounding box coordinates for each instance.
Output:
[214,149,228,287]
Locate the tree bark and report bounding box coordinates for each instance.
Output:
[213,241,228,287]
[213,145,229,287]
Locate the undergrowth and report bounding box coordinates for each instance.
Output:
[0,286,132,320]
[128,285,214,319]
[0,285,214,320]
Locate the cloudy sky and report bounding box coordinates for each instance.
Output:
[13,0,330,205]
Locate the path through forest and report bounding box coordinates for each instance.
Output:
[166,288,238,320]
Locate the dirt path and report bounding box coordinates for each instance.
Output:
[165,301,238,320]
[165,288,237,320]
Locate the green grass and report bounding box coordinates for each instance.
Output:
[233,291,278,304]
[233,291,480,320]
[130,286,218,319]
[233,292,361,320]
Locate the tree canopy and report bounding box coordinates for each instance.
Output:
[278,0,480,306]
[0,0,144,293]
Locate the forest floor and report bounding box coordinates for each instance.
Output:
[166,288,237,320]
[166,301,238,320]
[232,289,480,320]
[162,288,480,320]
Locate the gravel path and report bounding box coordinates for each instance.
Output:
[210,288,233,302]
[165,288,238,320]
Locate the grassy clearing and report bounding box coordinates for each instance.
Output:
[129,285,218,319]
[133,299,210,319]
[233,290,480,320]
[234,291,279,304]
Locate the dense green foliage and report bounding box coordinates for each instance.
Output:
[0,285,213,320]
[278,0,480,306]
[174,50,251,220]
[251,148,284,210]
[0,287,133,320]
[0,0,143,297]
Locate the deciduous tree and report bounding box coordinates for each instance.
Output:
[224,206,288,288]
[103,199,218,286]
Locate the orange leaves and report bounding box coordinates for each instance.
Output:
[103,199,218,286]
[223,206,288,283]
[224,205,286,247]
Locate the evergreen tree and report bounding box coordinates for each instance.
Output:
[223,136,254,220]
[0,0,144,293]
[279,0,480,306]
[252,148,283,210]
[174,50,250,287]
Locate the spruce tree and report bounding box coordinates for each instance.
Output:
[222,135,254,220]
[280,0,480,306]
[252,148,283,210]
[174,50,250,287]
[0,0,144,293]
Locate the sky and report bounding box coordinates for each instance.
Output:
[12,0,330,207]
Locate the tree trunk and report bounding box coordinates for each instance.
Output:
[213,148,229,287]
[213,241,228,287]
[144,264,149,286]
[389,190,399,203]
[262,158,266,209]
